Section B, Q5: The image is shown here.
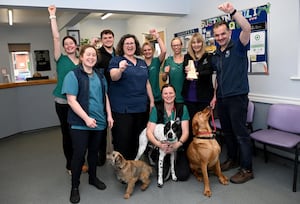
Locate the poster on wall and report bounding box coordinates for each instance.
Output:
[174,28,199,53]
[201,3,270,75]
[34,50,51,71]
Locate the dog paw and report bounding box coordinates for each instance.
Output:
[195,176,203,182]
[203,190,212,197]
[141,184,149,191]
[171,176,177,182]
[124,193,130,199]
[157,177,164,188]
[219,175,229,185]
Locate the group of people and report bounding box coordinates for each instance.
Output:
[49,1,254,203]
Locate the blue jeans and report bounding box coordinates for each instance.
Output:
[218,95,252,170]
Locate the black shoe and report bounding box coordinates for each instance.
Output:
[89,178,106,190]
[97,154,106,166]
[221,159,239,171]
[70,187,80,203]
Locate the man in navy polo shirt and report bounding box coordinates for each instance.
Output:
[211,2,253,184]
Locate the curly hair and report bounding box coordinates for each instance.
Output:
[116,34,142,56]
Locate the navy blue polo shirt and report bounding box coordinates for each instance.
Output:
[211,39,249,98]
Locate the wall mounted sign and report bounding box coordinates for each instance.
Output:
[34,50,51,71]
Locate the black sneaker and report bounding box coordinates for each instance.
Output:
[97,155,106,166]
[89,178,106,190]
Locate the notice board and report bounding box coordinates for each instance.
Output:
[201,4,270,75]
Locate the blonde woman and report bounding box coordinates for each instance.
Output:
[162,37,185,103]
[182,32,214,145]
[142,29,166,103]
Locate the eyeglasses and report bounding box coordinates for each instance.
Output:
[171,44,182,47]
[124,42,135,46]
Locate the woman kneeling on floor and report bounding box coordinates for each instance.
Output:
[146,84,190,182]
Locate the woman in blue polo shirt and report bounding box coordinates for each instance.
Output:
[108,34,154,160]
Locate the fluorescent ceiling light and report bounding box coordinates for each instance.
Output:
[101,13,113,20]
[8,9,13,26]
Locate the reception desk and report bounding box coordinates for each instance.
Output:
[0,79,59,139]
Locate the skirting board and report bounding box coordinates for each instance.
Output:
[249,93,300,106]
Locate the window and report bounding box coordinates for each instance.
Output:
[8,43,33,82]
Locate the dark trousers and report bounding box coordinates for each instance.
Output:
[218,95,252,170]
[111,112,148,160]
[55,102,72,170]
[154,149,190,181]
[70,129,106,188]
[98,128,107,164]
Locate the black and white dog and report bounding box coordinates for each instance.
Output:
[135,119,181,187]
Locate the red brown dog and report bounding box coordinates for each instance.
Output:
[107,151,152,199]
[187,106,228,197]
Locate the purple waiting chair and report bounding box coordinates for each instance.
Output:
[213,101,254,131]
[250,104,300,192]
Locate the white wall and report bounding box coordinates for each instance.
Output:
[77,18,128,45]
[0,26,55,81]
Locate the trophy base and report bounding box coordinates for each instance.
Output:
[187,73,198,79]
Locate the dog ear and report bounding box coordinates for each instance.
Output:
[175,117,181,125]
[115,153,126,168]
[164,121,171,135]
[192,113,199,136]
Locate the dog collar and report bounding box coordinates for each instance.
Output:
[194,133,216,140]
[162,138,177,143]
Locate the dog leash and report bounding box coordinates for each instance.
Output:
[210,108,217,133]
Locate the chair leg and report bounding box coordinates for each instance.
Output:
[263,144,268,163]
[251,139,256,156]
[292,147,299,192]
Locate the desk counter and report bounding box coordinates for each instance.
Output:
[0,79,59,138]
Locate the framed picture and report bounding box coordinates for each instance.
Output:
[67,30,80,46]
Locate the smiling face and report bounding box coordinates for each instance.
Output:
[171,38,182,55]
[142,43,154,59]
[101,33,114,49]
[213,24,231,50]
[79,46,97,70]
[161,85,176,104]
[63,37,77,54]
[191,38,203,53]
[123,37,136,57]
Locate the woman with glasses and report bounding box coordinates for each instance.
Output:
[162,37,185,103]
[108,34,154,160]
